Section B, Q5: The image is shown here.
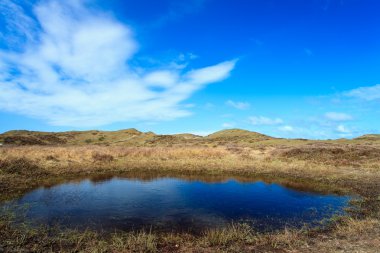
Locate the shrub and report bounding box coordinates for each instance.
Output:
[92,152,114,162]
[0,158,46,176]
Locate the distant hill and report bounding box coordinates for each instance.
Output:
[0,128,153,146]
[206,129,274,142]
[1,128,378,146]
[354,134,380,141]
[0,128,276,146]
[0,130,68,145]
[172,133,203,139]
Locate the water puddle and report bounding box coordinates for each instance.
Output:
[3,176,351,233]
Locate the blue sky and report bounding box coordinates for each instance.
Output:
[0,0,379,139]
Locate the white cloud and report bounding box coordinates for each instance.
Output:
[345,84,380,101]
[189,130,215,136]
[186,61,236,86]
[248,116,283,126]
[278,125,294,132]
[336,125,351,134]
[226,100,250,110]
[325,112,353,121]
[0,0,37,47]
[222,122,235,128]
[183,103,196,108]
[144,71,179,88]
[0,0,236,127]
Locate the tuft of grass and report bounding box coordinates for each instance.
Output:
[0,210,380,252]
[92,152,114,163]
[112,231,157,253]
[274,144,380,168]
[0,157,47,176]
[333,217,380,237]
[259,228,305,250]
[202,223,255,247]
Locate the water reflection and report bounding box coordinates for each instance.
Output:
[6,176,351,233]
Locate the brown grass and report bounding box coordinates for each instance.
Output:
[274,144,380,168]
[1,210,379,252]
[1,141,380,252]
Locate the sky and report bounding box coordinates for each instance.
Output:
[0,0,379,139]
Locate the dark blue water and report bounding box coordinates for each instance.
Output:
[10,177,351,233]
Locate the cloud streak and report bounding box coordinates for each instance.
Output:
[248,116,283,126]
[0,0,235,127]
[278,125,294,132]
[226,100,250,110]
[325,112,353,121]
[345,84,380,101]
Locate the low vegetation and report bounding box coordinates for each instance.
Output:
[1,128,380,252]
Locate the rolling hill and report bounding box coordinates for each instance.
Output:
[0,128,275,146]
[2,128,379,147]
[354,134,380,141]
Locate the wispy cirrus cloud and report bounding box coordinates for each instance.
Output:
[222,122,235,128]
[324,112,353,121]
[345,84,380,101]
[0,0,236,127]
[248,116,283,126]
[226,100,250,110]
[278,125,294,132]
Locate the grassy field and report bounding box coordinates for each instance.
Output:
[1,129,380,252]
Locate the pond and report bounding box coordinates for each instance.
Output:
[5,176,351,233]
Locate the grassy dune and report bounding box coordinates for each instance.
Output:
[1,129,380,252]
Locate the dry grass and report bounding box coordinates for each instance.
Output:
[1,211,379,252]
[1,144,379,193]
[201,223,255,247]
[1,140,380,252]
[274,144,380,169]
[111,231,158,253]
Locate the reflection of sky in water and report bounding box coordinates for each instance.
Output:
[10,178,351,233]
